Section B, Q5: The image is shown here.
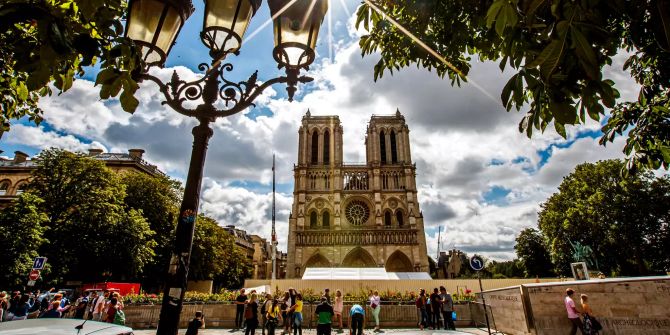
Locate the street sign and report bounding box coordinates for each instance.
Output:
[32,257,47,270]
[27,280,36,287]
[470,255,485,271]
[29,269,40,281]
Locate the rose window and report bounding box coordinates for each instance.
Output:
[345,200,370,225]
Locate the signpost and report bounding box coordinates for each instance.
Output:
[28,256,47,286]
[470,255,491,335]
[29,269,40,281]
[32,257,47,270]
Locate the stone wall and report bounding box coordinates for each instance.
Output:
[478,276,670,335]
[122,303,474,329]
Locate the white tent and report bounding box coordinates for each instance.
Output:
[302,268,431,280]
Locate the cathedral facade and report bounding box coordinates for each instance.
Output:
[286,110,429,278]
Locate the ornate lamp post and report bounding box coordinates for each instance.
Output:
[125,0,327,334]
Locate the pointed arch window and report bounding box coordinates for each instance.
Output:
[310,211,318,228]
[384,211,392,226]
[311,131,319,164]
[379,130,386,164]
[322,211,330,228]
[390,130,398,163]
[396,210,404,227]
[323,130,330,165]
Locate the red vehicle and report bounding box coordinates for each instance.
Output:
[81,282,140,296]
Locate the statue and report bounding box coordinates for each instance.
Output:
[569,240,599,270]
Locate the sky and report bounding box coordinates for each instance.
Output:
[1,1,642,262]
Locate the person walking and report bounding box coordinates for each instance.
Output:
[323,288,331,304]
[439,286,455,330]
[349,304,365,335]
[415,289,428,330]
[93,291,108,321]
[565,288,584,335]
[261,293,273,335]
[581,294,601,334]
[290,293,304,335]
[369,290,381,332]
[266,299,283,335]
[333,289,344,332]
[235,288,248,330]
[105,297,119,323]
[40,301,62,318]
[315,297,334,335]
[281,291,291,335]
[185,311,206,335]
[245,293,260,335]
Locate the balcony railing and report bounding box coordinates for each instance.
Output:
[295,229,418,246]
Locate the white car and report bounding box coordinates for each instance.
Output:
[0,318,134,335]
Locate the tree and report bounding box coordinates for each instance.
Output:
[27,148,155,283]
[120,172,181,289]
[538,159,670,276]
[0,193,48,288]
[356,0,670,171]
[189,215,252,289]
[514,228,555,277]
[0,0,142,132]
[485,259,525,278]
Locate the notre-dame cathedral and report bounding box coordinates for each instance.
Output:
[286,110,429,278]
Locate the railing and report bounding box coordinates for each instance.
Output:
[296,230,418,246]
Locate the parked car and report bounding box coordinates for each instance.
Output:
[0,318,134,335]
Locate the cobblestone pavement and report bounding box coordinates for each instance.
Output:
[132,328,493,335]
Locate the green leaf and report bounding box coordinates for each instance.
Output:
[527,39,566,80]
[120,90,139,112]
[550,101,576,125]
[570,27,599,78]
[16,82,29,101]
[486,0,504,28]
[554,121,567,138]
[501,74,517,110]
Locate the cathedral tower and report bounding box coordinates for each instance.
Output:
[286,110,429,278]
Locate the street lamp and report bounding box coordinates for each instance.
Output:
[124,0,327,334]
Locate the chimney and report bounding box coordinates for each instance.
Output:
[128,149,145,159]
[14,151,28,163]
[88,148,103,156]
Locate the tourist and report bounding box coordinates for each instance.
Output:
[0,291,8,322]
[74,293,88,319]
[429,287,442,329]
[349,303,365,335]
[290,293,304,335]
[185,310,206,335]
[281,291,291,334]
[564,288,584,335]
[261,293,273,335]
[245,293,260,335]
[288,288,297,334]
[86,291,98,320]
[105,297,119,323]
[9,294,31,320]
[93,291,108,321]
[323,288,331,304]
[235,288,248,329]
[581,294,601,334]
[266,299,283,335]
[40,301,62,318]
[416,289,428,330]
[315,297,334,335]
[333,289,344,331]
[439,286,455,330]
[369,290,381,332]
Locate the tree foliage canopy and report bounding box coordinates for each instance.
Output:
[514,227,555,277]
[538,159,670,276]
[0,0,141,132]
[356,0,670,172]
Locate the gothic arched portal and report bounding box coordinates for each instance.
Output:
[341,247,377,268]
[385,250,413,272]
[305,252,331,268]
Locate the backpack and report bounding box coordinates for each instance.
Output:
[244,304,253,319]
[113,309,126,325]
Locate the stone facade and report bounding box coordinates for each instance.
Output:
[0,148,163,208]
[286,110,429,278]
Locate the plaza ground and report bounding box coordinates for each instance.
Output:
[133,328,493,335]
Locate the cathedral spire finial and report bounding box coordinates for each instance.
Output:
[396,108,401,117]
[306,109,311,117]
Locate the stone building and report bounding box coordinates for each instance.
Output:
[0,148,162,208]
[250,235,287,279]
[286,110,429,278]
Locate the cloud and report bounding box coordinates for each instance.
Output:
[4,124,105,153]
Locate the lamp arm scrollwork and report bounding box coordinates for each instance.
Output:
[135,62,313,120]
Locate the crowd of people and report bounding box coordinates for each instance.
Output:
[0,288,126,325]
[200,286,457,335]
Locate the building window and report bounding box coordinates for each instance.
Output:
[384,211,392,226]
[323,130,330,165]
[310,211,318,228]
[322,211,330,228]
[15,182,27,195]
[390,130,398,163]
[396,210,404,227]
[0,181,10,196]
[379,130,386,164]
[311,131,319,164]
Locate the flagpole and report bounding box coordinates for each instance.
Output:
[271,154,277,280]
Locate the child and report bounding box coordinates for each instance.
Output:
[185,310,206,335]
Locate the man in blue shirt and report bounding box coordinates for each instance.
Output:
[349,304,365,335]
